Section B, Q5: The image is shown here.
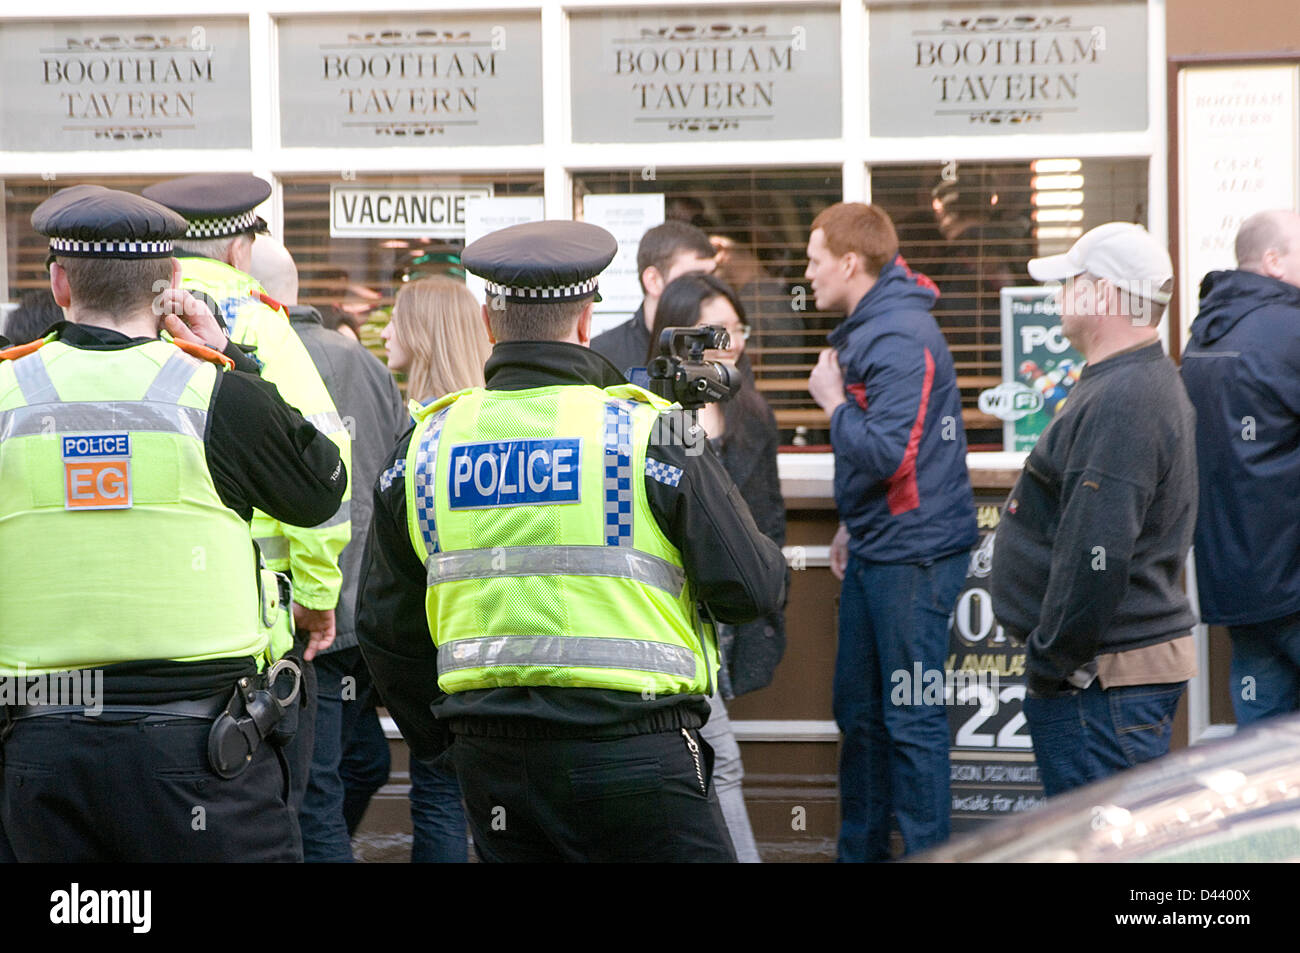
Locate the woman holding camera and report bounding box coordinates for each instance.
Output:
[647,273,788,863]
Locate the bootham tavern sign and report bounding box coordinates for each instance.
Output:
[278,14,543,147]
[0,18,250,150]
[569,6,841,142]
[869,3,1149,135]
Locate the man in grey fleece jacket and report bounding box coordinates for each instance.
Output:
[991,223,1198,797]
[250,236,409,858]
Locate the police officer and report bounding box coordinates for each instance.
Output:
[143,174,353,811]
[0,185,346,862]
[142,174,352,654]
[357,221,786,862]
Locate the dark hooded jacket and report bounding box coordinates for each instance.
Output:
[828,256,978,563]
[1182,269,1300,625]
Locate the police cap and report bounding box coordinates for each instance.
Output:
[32,184,187,259]
[142,173,272,241]
[461,221,618,303]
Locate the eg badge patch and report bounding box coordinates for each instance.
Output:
[62,433,132,510]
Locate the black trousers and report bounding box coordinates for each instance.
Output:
[451,728,737,862]
[0,713,301,862]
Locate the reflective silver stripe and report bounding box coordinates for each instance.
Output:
[11,354,60,405]
[312,499,351,530]
[255,536,289,561]
[142,351,203,404]
[307,411,346,436]
[0,402,207,441]
[438,635,698,679]
[426,545,685,597]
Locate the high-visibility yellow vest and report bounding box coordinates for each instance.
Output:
[404,382,716,697]
[0,335,274,676]
[178,255,351,610]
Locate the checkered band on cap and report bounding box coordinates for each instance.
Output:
[485,276,599,302]
[48,237,173,258]
[184,208,260,240]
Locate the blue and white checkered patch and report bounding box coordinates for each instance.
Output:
[603,400,635,546]
[379,458,406,492]
[645,458,683,488]
[216,296,240,337]
[413,408,450,556]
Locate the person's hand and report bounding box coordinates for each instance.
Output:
[155,287,228,352]
[1025,671,1075,700]
[830,522,850,581]
[293,604,336,660]
[809,348,847,414]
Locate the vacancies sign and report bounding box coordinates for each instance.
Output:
[869,3,1148,135]
[278,13,542,147]
[0,18,250,150]
[570,6,841,142]
[330,185,493,239]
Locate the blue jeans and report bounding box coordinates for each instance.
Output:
[1023,680,1185,797]
[330,669,467,862]
[833,551,968,862]
[410,757,468,863]
[1229,614,1300,726]
[340,701,392,835]
[301,647,375,863]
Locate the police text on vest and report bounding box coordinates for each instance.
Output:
[448,439,582,508]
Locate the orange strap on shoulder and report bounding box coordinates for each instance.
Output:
[172,336,235,370]
[255,290,286,315]
[0,337,50,361]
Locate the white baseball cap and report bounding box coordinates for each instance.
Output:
[1028,222,1173,305]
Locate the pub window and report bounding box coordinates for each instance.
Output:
[868,158,1150,448]
[573,167,842,445]
[3,175,166,302]
[2,172,545,376]
[281,172,543,362]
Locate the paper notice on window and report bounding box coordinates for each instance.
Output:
[582,194,665,334]
[463,196,546,305]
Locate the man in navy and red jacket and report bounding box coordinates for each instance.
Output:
[806,202,977,862]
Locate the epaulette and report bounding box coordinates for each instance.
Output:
[171,336,235,370]
[0,333,54,362]
[254,290,286,315]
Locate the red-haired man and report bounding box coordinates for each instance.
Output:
[806,202,977,861]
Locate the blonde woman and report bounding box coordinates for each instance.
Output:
[381,276,493,401]
[370,276,491,862]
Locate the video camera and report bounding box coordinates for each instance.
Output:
[645,326,741,410]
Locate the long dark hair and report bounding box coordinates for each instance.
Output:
[645,273,746,366]
[645,273,764,444]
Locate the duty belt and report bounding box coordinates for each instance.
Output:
[207,657,302,778]
[4,694,228,721]
[0,659,302,780]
